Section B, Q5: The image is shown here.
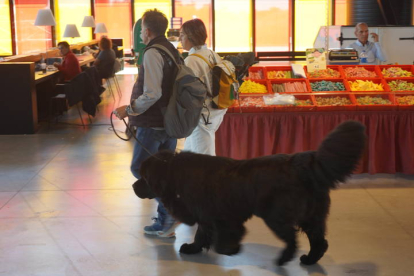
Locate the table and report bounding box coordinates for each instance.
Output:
[0,55,96,134]
[215,111,414,174]
[35,70,59,84]
[76,54,95,66]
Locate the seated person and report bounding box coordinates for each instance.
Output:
[349,22,386,65]
[53,41,82,82]
[93,36,116,79]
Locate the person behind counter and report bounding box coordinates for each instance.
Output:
[53,41,81,82]
[92,36,116,79]
[349,22,387,65]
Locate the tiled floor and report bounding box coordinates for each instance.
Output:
[1,67,414,276]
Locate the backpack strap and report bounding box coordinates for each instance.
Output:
[190,54,214,69]
[192,53,236,81]
[144,44,182,67]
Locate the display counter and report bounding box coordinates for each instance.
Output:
[216,65,414,174]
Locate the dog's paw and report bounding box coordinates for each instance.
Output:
[179,243,203,254]
[300,254,317,265]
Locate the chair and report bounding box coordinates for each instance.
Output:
[103,59,122,99]
[49,67,101,127]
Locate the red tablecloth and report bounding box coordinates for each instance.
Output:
[215,111,414,174]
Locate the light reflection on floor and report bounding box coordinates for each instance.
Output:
[0,64,414,275]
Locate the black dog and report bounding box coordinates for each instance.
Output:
[133,121,366,266]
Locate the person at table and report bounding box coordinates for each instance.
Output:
[349,22,387,65]
[53,41,81,82]
[92,36,116,79]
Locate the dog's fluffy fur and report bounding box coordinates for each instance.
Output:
[133,121,366,265]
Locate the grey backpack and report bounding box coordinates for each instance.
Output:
[145,44,208,139]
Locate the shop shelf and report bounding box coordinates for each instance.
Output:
[309,79,349,93]
[342,65,381,78]
[247,66,266,80]
[347,78,388,92]
[271,93,316,112]
[379,65,414,78]
[305,65,344,79]
[394,93,414,111]
[238,95,274,113]
[239,79,271,95]
[264,66,298,80]
[386,78,414,92]
[354,93,396,111]
[268,79,310,93]
[314,93,356,111]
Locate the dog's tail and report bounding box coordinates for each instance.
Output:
[315,120,366,188]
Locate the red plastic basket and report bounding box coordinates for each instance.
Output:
[305,65,344,79]
[393,93,414,111]
[238,96,274,113]
[347,78,389,92]
[264,66,296,80]
[386,78,414,92]
[314,93,356,111]
[379,65,414,78]
[354,93,396,111]
[239,79,271,95]
[247,66,266,80]
[268,79,310,93]
[309,79,349,93]
[342,65,381,78]
[272,93,317,112]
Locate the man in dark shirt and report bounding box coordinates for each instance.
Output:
[54,41,81,82]
[114,9,181,238]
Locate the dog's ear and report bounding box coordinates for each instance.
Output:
[139,153,171,197]
[132,178,156,199]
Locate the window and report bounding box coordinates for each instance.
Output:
[0,0,12,55]
[55,0,91,44]
[175,0,212,48]
[14,0,52,54]
[134,0,171,37]
[214,0,252,52]
[295,0,329,51]
[335,0,347,25]
[95,0,132,47]
[256,0,290,52]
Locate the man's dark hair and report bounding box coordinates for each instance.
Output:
[57,41,70,49]
[142,9,168,36]
[181,18,207,46]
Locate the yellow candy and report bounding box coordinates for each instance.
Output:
[348,80,384,91]
[240,80,268,93]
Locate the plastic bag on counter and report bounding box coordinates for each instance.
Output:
[263,93,296,105]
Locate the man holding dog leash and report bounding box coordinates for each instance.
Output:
[114,9,181,238]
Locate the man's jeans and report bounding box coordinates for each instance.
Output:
[131,127,177,230]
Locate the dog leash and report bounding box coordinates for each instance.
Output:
[110,111,167,162]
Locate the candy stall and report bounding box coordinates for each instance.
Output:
[215,64,414,174]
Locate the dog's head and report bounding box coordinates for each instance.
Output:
[132,150,175,199]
